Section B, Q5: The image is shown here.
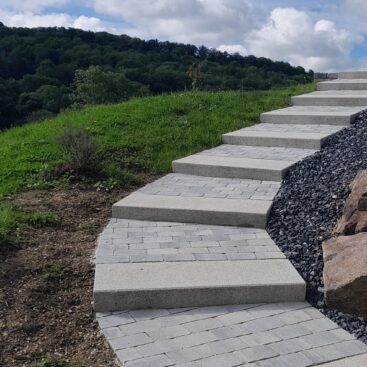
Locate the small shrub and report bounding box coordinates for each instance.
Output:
[37,262,72,282]
[57,125,101,176]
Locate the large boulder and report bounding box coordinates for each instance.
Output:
[336,170,367,235]
[323,232,367,316]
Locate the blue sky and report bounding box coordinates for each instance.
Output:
[0,0,367,72]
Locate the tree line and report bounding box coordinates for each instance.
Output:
[0,23,313,130]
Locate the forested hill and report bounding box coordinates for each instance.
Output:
[0,23,313,129]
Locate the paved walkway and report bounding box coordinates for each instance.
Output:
[95,71,367,366]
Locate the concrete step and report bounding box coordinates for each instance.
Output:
[172,145,315,181]
[291,91,367,107]
[318,79,367,91]
[94,219,303,311]
[112,174,280,228]
[223,123,344,149]
[94,259,306,311]
[339,71,367,79]
[260,106,362,125]
[97,302,367,367]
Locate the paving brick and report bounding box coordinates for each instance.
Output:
[240,330,281,347]
[167,344,215,363]
[239,345,279,362]
[109,333,153,350]
[173,331,218,348]
[125,354,173,367]
[244,316,285,333]
[135,339,181,357]
[198,351,247,367]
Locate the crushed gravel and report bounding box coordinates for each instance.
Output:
[267,110,367,343]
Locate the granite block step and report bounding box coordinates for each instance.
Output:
[172,145,315,181]
[338,71,367,79]
[318,79,367,91]
[223,123,344,149]
[94,260,306,311]
[112,174,279,228]
[260,106,362,125]
[291,91,367,107]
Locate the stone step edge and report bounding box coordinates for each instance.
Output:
[94,260,306,311]
[222,130,332,149]
[112,193,272,228]
[172,155,293,181]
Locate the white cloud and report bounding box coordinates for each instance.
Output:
[71,16,106,32]
[0,9,107,32]
[0,0,70,13]
[344,0,367,13]
[217,44,248,56]
[245,7,363,71]
[92,0,264,45]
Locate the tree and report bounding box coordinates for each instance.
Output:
[72,66,146,106]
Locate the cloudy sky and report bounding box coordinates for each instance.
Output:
[1,0,367,72]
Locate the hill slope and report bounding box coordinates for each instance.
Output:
[0,24,313,129]
[0,85,315,199]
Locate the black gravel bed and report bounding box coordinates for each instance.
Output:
[267,110,367,343]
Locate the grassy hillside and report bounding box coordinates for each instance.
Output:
[0,84,314,199]
[1,85,316,197]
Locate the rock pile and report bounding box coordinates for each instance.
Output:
[323,171,367,317]
[267,110,367,342]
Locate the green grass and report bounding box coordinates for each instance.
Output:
[0,85,315,198]
[0,204,59,249]
[37,356,84,367]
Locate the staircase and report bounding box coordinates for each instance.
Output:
[95,71,367,366]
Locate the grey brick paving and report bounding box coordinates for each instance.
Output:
[197,144,316,161]
[96,219,284,264]
[138,173,280,200]
[95,77,367,366]
[97,302,367,366]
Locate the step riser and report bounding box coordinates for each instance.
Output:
[172,161,285,181]
[260,113,352,126]
[112,205,268,228]
[223,134,322,150]
[94,284,306,312]
[318,83,367,91]
[292,96,367,107]
[339,71,367,79]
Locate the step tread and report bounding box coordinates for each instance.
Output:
[96,219,285,265]
[173,155,293,175]
[224,123,344,139]
[129,173,280,202]
[97,302,367,366]
[95,259,303,291]
[112,174,277,227]
[171,145,313,181]
[94,260,305,310]
[262,105,364,116]
[294,90,367,98]
[194,144,315,161]
[322,78,367,84]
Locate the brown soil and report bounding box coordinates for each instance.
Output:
[0,179,158,366]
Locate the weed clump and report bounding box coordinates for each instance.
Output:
[56,125,101,177]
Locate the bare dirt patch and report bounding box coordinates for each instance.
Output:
[0,178,158,366]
